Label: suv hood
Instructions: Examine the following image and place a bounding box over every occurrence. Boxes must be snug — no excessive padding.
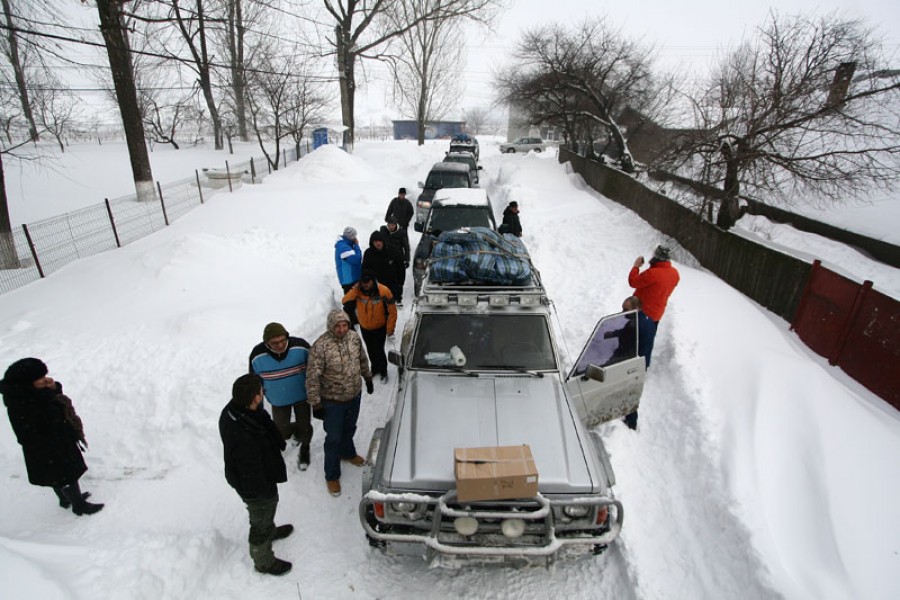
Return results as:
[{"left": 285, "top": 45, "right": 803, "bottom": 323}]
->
[{"left": 385, "top": 372, "right": 597, "bottom": 494}]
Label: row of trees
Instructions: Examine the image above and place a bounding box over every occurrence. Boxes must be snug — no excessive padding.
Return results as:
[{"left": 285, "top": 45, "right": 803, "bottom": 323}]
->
[
  {"left": 497, "top": 12, "right": 900, "bottom": 228},
  {"left": 0, "top": 0, "right": 505, "bottom": 267}
]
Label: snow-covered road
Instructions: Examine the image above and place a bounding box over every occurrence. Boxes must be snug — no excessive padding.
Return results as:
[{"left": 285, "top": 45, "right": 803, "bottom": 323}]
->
[{"left": 1, "top": 140, "right": 897, "bottom": 600}]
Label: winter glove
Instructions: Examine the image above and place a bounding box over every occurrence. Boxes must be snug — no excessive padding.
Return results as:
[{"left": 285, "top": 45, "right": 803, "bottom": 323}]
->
[
  {"left": 311, "top": 402, "right": 325, "bottom": 421},
  {"left": 365, "top": 378, "right": 374, "bottom": 395},
  {"left": 404, "top": 261, "right": 410, "bottom": 269}
]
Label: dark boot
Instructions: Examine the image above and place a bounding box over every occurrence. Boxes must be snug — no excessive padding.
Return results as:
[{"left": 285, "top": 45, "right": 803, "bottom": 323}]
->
[
  {"left": 297, "top": 444, "right": 310, "bottom": 471},
  {"left": 53, "top": 486, "right": 90, "bottom": 509},
  {"left": 62, "top": 482, "right": 104, "bottom": 516},
  {"left": 273, "top": 524, "right": 294, "bottom": 541},
  {"left": 255, "top": 558, "right": 292, "bottom": 576}
]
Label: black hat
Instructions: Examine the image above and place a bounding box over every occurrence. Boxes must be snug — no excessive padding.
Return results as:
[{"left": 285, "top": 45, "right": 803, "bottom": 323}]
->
[
  {"left": 508, "top": 201, "right": 518, "bottom": 208},
  {"left": 3, "top": 358, "right": 48, "bottom": 387},
  {"left": 360, "top": 270, "right": 376, "bottom": 283},
  {"left": 398, "top": 187, "right": 407, "bottom": 194},
  {"left": 386, "top": 215, "right": 398, "bottom": 225}
]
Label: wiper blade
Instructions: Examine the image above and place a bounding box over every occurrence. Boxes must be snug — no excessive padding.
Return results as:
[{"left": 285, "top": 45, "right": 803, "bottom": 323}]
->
[
  {"left": 447, "top": 366, "right": 479, "bottom": 377},
  {"left": 491, "top": 365, "right": 545, "bottom": 378}
]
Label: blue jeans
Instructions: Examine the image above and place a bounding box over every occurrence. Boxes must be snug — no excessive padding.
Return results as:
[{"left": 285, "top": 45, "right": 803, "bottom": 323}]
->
[{"left": 322, "top": 394, "right": 361, "bottom": 481}]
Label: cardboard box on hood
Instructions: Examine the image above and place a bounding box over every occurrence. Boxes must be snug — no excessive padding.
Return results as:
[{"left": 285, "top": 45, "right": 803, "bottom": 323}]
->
[{"left": 454, "top": 445, "right": 539, "bottom": 502}]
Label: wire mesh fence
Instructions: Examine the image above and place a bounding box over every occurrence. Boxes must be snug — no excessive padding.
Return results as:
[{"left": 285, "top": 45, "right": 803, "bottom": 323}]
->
[{"left": 1, "top": 140, "right": 313, "bottom": 295}]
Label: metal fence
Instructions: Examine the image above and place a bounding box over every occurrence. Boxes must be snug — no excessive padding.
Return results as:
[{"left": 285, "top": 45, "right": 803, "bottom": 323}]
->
[
  {"left": 559, "top": 147, "right": 900, "bottom": 411},
  {"left": 1, "top": 143, "right": 309, "bottom": 295}
]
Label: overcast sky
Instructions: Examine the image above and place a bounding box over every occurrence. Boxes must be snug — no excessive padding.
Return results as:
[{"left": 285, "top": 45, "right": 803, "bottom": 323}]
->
[{"left": 358, "top": 0, "right": 900, "bottom": 123}]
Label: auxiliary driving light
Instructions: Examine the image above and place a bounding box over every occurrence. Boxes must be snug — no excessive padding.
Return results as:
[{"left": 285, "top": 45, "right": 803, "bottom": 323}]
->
[
  {"left": 563, "top": 505, "right": 590, "bottom": 519},
  {"left": 501, "top": 518, "right": 526, "bottom": 538},
  {"left": 454, "top": 517, "right": 479, "bottom": 536},
  {"left": 392, "top": 501, "right": 417, "bottom": 513}
]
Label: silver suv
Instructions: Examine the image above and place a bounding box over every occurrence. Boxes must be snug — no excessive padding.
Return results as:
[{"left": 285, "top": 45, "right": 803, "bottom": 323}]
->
[
  {"left": 358, "top": 241, "right": 646, "bottom": 563},
  {"left": 500, "top": 137, "right": 547, "bottom": 153},
  {"left": 416, "top": 162, "right": 474, "bottom": 225}
]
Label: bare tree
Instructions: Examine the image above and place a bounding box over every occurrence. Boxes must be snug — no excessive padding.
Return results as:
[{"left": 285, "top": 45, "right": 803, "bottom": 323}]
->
[
  {"left": 247, "top": 45, "right": 329, "bottom": 171},
  {"left": 32, "top": 78, "right": 80, "bottom": 152},
  {"left": 463, "top": 106, "right": 487, "bottom": 134},
  {"left": 97, "top": 0, "right": 156, "bottom": 202},
  {"left": 0, "top": 0, "right": 39, "bottom": 141},
  {"left": 387, "top": 0, "right": 467, "bottom": 145},
  {"left": 665, "top": 12, "right": 900, "bottom": 228},
  {"left": 324, "top": 0, "right": 504, "bottom": 150},
  {"left": 497, "top": 19, "right": 661, "bottom": 172}
]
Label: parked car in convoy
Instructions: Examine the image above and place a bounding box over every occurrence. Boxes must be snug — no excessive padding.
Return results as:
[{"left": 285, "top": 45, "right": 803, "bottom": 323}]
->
[
  {"left": 358, "top": 232, "right": 645, "bottom": 563},
  {"left": 412, "top": 188, "right": 496, "bottom": 296},
  {"left": 415, "top": 162, "right": 475, "bottom": 225},
  {"left": 500, "top": 137, "right": 547, "bottom": 153},
  {"left": 443, "top": 151, "right": 482, "bottom": 185},
  {"left": 449, "top": 134, "right": 479, "bottom": 160}
]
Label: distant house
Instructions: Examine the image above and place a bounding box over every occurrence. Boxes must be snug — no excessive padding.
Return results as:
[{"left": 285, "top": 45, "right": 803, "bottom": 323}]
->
[{"left": 392, "top": 120, "right": 466, "bottom": 140}]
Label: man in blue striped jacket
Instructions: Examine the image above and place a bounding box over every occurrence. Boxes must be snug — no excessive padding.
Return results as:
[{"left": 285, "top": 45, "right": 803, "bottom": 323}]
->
[{"left": 249, "top": 323, "right": 313, "bottom": 471}]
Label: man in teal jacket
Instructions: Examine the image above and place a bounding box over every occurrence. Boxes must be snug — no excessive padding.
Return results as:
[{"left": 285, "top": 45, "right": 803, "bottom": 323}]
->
[{"left": 249, "top": 323, "right": 312, "bottom": 470}]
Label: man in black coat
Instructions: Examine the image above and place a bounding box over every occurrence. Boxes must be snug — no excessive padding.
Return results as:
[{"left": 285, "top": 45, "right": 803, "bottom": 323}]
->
[
  {"left": 502, "top": 201, "right": 523, "bottom": 237},
  {"left": 384, "top": 187, "right": 414, "bottom": 230},
  {"left": 219, "top": 374, "right": 293, "bottom": 576},
  {"left": 1, "top": 358, "right": 104, "bottom": 516},
  {"left": 362, "top": 230, "right": 405, "bottom": 304},
  {"left": 380, "top": 216, "right": 409, "bottom": 303}
]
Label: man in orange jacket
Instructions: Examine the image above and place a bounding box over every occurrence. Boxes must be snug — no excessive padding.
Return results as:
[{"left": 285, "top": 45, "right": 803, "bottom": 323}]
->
[
  {"left": 625, "top": 245, "right": 680, "bottom": 430},
  {"left": 342, "top": 270, "right": 398, "bottom": 383}
]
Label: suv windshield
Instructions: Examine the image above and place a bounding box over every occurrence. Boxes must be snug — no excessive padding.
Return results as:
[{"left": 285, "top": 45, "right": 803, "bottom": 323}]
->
[
  {"left": 425, "top": 171, "right": 470, "bottom": 189},
  {"left": 411, "top": 314, "right": 556, "bottom": 370},
  {"left": 426, "top": 206, "right": 493, "bottom": 235}
]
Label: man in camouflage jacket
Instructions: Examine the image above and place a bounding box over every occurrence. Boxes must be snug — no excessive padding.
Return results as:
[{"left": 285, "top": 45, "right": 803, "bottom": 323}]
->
[{"left": 306, "top": 309, "right": 373, "bottom": 497}]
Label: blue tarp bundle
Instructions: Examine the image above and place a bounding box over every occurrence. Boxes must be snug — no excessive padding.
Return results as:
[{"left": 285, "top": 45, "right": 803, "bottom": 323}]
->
[{"left": 428, "top": 227, "right": 532, "bottom": 285}]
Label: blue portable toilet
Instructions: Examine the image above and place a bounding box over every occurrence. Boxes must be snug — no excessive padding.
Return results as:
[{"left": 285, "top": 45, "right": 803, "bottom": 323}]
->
[{"left": 313, "top": 127, "right": 328, "bottom": 149}]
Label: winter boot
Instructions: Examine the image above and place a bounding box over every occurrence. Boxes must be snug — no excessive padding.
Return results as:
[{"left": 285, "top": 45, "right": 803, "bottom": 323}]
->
[
  {"left": 273, "top": 524, "right": 294, "bottom": 541},
  {"left": 53, "top": 486, "right": 91, "bottom": 509},
  {"left": 255, "top": 557, "right": 292, "bottom": 576},
  {"left": 62, "top": 482, "right": 104, "bottom": 516},
  {"left": 297, "top": 444, "right": 310, "bottom": 471}
]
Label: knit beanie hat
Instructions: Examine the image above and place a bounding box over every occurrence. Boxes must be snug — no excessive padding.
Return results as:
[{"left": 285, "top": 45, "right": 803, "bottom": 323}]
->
[
  {"left": 652, "top": 245, "right": 672, "bottom": 262},
  {"left": 263, "top": 322, "right": 289, "bottom": 341},
  {"left": 3, "top": 357, "right": 48, "bottom": 386},
  {"left": 343, "top": 226, "right": 357, "bottom": 240}
]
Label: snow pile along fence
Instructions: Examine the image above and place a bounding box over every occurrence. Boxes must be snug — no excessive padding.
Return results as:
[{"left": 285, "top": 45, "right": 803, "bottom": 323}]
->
[{"left": 0, "top": 145, "right": 310, "bottom": 295}]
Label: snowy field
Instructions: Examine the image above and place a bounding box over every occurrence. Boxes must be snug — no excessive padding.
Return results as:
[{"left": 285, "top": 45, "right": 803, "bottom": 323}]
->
[{"left": 1, "top": 139, "right": 899, "bottom": 600}]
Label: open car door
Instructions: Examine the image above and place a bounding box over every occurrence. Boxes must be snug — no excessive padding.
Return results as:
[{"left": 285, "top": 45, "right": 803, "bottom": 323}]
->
[{"left": 565, "top": 311, "right": 646, "bottom": 427}]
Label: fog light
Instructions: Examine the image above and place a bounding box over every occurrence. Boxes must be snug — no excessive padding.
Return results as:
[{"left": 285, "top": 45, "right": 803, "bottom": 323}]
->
[
  {"left": 392, "top": 501, "right": 417, "bottom": 513},
  {"left": 454, "top": 517, "right": 478, "bottom": 536},
  {"left": 374, "top": 502, "right": 385, "bottom": 518},
  {"left": 564, "top": 505, "right": 590, "bottom": 518},
  {"left": 501, "top": 518, "right": 525, "bottom": 538}
]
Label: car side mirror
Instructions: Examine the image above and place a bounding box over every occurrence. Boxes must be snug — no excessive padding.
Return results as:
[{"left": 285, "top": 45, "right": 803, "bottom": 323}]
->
[
  {"left": 582, "top": 364, "right": 606, "bottom": 383},
  {"left": 477, "top": 165, "right": 483, "bottom": 170},
  {"left": 418, "top": 181, "right": 424, "bottom": 189},
  {"left": 414, "top": 222, "right": 423, "bottom": 233},
  {"left": 388, "top": 350, "right": 403, "bottom": 367}
]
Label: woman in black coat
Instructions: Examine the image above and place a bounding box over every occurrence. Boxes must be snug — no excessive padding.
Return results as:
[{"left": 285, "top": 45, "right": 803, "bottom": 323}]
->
[{"left": 1, "top": 358, "right": 104, "bottom": 515}]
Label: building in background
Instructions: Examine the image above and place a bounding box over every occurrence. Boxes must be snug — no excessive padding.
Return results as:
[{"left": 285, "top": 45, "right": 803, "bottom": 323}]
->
[{"left": 392, "top": 120, "right": 467, "bottom": 140}]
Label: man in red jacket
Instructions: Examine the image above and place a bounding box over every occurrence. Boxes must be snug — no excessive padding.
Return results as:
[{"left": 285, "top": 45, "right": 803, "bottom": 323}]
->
[{"left": 625, "top": 245, "right": 680, "bottom": 430}]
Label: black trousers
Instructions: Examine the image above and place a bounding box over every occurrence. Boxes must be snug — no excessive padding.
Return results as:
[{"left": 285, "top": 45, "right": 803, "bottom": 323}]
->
[{"left": 361, "top": 325, "right": 388, "bottom": 376}]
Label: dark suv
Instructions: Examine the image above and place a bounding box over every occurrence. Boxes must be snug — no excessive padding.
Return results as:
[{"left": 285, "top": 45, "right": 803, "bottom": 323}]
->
[
  {"left": 416, "top": 161, "right": 475, "bottom": 225},
  {"left": 412, "top": 188, "right": 496, "bottom": 296},
  {"left": 443, "top": 151, "right": 482, "bottom": 185}
]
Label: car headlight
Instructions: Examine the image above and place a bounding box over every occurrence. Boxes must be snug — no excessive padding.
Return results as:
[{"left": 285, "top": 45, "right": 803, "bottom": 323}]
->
[
  {"left": 563, "top": 505, "right": 591, "bottom": 519},
  {"left": 392, "top": 501, "right": 418, "bottom": 513}
]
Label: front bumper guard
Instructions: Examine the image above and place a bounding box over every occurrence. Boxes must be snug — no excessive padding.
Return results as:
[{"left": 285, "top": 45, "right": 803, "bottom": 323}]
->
[{"left": 359, "top": 490, "right": 622, "bottom": 558}]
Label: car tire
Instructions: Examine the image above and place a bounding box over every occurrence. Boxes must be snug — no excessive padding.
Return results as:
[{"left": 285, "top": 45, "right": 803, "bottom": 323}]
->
[
  {"left": 506, "top": 148, "right": 516, "bottom": 154},
  {"left": 534, "top": 148, "right": 542, "bottom": 153}
]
